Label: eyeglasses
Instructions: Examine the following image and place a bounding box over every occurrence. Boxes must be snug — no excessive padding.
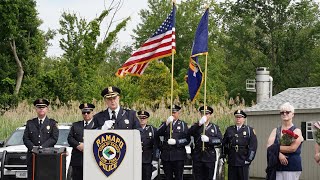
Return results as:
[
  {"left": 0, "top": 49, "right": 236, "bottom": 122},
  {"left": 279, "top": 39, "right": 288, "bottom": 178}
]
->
[
  {"left": 280, "top": 111, "right": 291, "bottom": 115},
  {"left": 82, "top": 112, "right": 91, "bottom": 115}
]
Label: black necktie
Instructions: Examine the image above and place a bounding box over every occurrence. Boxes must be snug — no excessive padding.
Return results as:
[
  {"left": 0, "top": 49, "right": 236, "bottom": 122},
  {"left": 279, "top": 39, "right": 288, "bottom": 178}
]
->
[
  {"left": 111, "top": 111, "right": 116, "bottom": 120},
  {"left": 39, "top": 120, "right": 42, "bottom": 128},
  {"left": 84, "top": 121, "right": 88, "bottom": 129}
]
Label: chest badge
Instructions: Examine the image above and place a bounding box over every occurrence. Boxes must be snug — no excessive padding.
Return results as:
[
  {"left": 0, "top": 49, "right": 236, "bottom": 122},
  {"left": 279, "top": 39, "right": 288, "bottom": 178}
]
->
[
  {"left": 177, "top": 126, "right": 181, "bottom": 130},
  {"left": 149, "top": 132, "right": 152, "bottom": 137},
  {"left": 124, "top": 119, "right": 129, "bottom": 124},
  {"left": 243, "top": 131, "right": 247, "bottom": 136},
  {"left": 46, "top": 126, "right": 50, "bottom": 130},
  {"left": 211, "top": 129, "right": 214, "bottom": 133}
]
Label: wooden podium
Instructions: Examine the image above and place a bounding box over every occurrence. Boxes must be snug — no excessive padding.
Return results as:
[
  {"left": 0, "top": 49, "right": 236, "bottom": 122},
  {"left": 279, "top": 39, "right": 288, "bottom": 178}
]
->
[{"left": 83, "top": 130, "right": 141, "bottom": 180}]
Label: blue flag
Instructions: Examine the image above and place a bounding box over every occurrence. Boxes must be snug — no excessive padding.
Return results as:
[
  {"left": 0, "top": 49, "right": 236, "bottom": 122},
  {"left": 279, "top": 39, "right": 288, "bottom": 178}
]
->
[{"left": 186, "top": 9, "right": 209, "bottom": 102}]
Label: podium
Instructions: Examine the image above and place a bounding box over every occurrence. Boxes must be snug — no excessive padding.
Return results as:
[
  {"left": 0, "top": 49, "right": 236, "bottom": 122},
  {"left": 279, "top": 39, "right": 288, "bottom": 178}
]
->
[
  {"left": 84, "top": 130, "right": 141, "bottom": 180},
  {"left": 32, "top": 147, "right": 67, "bottom": 180}
]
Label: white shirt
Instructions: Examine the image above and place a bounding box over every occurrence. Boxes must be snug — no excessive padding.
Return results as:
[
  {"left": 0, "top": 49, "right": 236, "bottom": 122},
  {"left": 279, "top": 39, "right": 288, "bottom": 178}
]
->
[
  {"left": 108, "top": 106, "right": 120, "bottom": 120},
  {"left": 84, "top": 119, "right": 93, "bottom": 126},
  {"left": 38, "top": 116, "right": 46, "bottom": 124}
]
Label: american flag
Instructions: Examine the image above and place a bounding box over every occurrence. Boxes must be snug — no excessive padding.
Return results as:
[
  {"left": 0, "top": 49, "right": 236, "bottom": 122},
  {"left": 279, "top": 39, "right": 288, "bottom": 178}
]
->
[{"left": 116, "top": 5, "right": 176, "bottom": 77}]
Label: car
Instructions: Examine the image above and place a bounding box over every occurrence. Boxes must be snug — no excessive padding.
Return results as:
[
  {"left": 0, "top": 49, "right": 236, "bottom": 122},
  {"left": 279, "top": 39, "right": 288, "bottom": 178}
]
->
[{"left": 0, "top": 124, "right": 73, "bottom": 180}]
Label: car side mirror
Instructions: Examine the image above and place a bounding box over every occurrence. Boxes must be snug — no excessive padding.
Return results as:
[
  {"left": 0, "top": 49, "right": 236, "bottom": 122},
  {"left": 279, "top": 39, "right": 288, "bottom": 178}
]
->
[{"left": 0, "top": 140, "right": 4, "bottom": 147}]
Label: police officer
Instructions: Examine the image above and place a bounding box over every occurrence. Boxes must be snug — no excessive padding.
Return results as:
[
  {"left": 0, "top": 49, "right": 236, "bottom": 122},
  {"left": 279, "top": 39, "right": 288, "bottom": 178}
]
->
[
  {"left": 137, "top": 110, "right": 159, "bottom": 180},
  {"left": 189, "top": 106, "right": 223, "bottom": 180},
  {"left": 222, "top": 110, "right": 257, "bottom": 180},
  {"left": 157, "top": 105, "right": 190, "bottom": 180},
  {"left": 94, "top": 86, "right": 141, "bottom": 129},
  {"left": 68, "top": 103, "right": 95, "bottom": 180},
  {"left": 23, "top": 98, "right": 59, "bottom": 180}
]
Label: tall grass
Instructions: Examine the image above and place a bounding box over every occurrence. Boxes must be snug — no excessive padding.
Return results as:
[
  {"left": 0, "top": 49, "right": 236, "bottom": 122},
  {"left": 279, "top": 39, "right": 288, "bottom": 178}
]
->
[{"left": 0, "top": 99, "right": 244, "bottom": 140}]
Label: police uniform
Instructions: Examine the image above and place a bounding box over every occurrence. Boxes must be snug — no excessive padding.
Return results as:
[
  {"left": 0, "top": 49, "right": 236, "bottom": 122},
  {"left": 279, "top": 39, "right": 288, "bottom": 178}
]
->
[
  {"left": 222, "top": 110, "right": 257, "bottom": 180},
  {"left": 23, "top": 99, "right": 59, "bottom": 180},
  {"left": 138, "top": 111, "right": 160, "bottom": 180},
  {"left": 157, "top": 105, "right": 190, "bottom": 180},
  {"left": 68, "top": 103, "right": 95, "bottom": 180},
  {"left": 93, "top": 86, "right": 141, "bottom": 129},
  {"left": 188, "top": 106, "right": 223, "bottom": 180}
]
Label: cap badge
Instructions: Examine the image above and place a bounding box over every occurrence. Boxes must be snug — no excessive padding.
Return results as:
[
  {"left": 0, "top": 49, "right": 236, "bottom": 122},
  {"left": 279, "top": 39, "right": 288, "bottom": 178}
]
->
[{"left": 108, "top": 87, "right": 113, "bottom": 92}]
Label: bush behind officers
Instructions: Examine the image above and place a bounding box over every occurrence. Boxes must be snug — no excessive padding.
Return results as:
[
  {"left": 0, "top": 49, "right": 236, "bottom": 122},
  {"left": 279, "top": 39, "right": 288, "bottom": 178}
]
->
[
  {"left": 222, "top": 110, "right": 257, "bottom": 180},
  {"left": 68, "top": 103, "right": 96, "bottom": 180},
  {"left": 157, "top": 105, "right": 190, "bottom": 180},
  {"left": 189, "top": 106, "right": 223, "bottom": 180},
  {"left": 137, "top": 110, "right": 160, "bottom": 180},
  {"left": 23, "top": 98, "right": 59, "bottom": 180}
]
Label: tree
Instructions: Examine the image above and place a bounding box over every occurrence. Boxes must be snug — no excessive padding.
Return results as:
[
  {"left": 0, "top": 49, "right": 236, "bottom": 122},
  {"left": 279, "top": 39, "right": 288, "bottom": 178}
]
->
[
  {"left": 219, "top": 0, "right": 320, "bottom": 103},
  {"left": 57, "top": 0, "right": 130, "bottom": 102},
  {"left": 0, "top": 0, "right": 49, "bottom": 107}
]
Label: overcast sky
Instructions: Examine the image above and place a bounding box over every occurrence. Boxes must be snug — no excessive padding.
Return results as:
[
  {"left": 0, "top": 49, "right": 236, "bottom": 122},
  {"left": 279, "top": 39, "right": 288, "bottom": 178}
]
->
[{"left": 36, "top": 0, "right": 149, "bottom": 57}]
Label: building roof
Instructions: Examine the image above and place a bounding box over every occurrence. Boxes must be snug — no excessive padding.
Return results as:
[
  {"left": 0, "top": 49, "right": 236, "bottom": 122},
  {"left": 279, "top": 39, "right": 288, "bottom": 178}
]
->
[{"left": 246, "top": 87, "right": 320, "bottom": 113}]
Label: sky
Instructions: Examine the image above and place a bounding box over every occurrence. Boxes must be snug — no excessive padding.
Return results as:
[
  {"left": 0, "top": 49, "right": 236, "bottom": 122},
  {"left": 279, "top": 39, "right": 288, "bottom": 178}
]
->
[{"left": 36, "top": 0, "right": 149, "bottom": 57}]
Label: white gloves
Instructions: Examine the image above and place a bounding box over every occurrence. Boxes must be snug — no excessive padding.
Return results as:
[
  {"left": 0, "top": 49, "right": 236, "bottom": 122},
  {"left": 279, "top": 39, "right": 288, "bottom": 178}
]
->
[
  {"left": 167, "top": 138, "right": 176, "bottom": 145},
  {"left": 199, "top": 116, "right": 207, "bottom": 125},
  {"left": 166, "top": 116, "right": 174, "bottom": 125},
  {"left": 152, "top": 161, "right": 158, "bottom": 166},
  {"left": 201, "top": 135, "right": 209, "bottom": 142},
  {"left": 245, "top": 161, "right": 250, "bottom": 165},
  {"left": 102, "top": 120, "right": 115, "bottom": 130}
]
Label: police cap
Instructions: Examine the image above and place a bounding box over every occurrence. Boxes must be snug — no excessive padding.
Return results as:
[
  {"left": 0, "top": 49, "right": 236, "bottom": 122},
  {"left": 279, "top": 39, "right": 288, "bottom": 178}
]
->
[
  {"left": 199, "top": 106, "right": 214, "bottom": 114},
  {"left": 101, "top": 86, "right": 121, "bottom": 98},
  {"left": 137, "top": 110, "right": 150, "bottom": 118},
  {"left": 168, "top": 104, "right": 181, "bottom": 113},
  {"left": 234, "top": 109, "right": 247, "bottom": 118},
  {"left": 33, "top": 98, "right": 50, "bottom": 108},
  {"left": 79, "top": 103, "right": 95, "bottom": 112}
]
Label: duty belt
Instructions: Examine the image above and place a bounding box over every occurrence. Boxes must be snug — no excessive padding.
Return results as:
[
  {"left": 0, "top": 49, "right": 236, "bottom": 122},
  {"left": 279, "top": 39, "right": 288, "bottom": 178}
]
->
[{"left": 231, "top": 145, "right": 248, "bottom": 152}]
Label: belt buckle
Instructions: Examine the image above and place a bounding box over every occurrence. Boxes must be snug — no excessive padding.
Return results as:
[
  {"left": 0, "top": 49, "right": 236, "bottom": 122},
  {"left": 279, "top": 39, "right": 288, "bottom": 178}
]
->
[{"left": 235, "top": 145, "right": 239, "bottom": 152}]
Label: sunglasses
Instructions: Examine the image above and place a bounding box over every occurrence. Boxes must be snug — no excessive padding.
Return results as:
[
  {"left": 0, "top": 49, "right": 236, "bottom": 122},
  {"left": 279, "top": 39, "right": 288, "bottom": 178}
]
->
[
  {"left": 280, "top": 111, "right": 291, "bottom": 115},
  {"left": 82, "top": 112, "right": 91, "bottom": 115}
]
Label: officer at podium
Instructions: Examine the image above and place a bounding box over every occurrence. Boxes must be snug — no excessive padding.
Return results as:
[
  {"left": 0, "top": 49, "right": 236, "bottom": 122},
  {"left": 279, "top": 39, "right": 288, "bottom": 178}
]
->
[
  {"left": 23, "top": 98, "right": 59, "bottom": 180},
  {"left": 157, "top": 105, "right": 190, "bottom": 180},
  {"left": 94, "top": 86, "right": 141, "bottom": 130},
  {"left": 137, "top": 110, "right": 160, "bottom": 180},
  {"left": 188, "top": 106, "right": 223, "bottom": 180},
  {"left": 68, "top": 103, "right": 95, "bottom": 180}
]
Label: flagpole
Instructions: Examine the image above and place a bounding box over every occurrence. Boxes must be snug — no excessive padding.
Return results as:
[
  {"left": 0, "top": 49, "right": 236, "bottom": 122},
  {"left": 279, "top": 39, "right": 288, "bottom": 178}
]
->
[
  {"left": 202, "top": 53, "right": 208, "bottom": 151},
  {"left": 170, "top": 50, "right": 174, "bottom": 139}
]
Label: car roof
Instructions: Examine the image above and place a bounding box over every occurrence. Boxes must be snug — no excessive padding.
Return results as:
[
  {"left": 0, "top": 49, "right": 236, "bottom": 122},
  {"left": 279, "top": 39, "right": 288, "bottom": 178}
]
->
[{"left": 16, "top": 123, "right": 72, "bottom": 130}]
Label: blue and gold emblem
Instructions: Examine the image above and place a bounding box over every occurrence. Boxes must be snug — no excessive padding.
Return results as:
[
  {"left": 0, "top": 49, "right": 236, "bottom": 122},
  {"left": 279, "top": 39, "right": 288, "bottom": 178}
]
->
[{"left": 93, "top": 133, "right": 127, "bottom": 177}]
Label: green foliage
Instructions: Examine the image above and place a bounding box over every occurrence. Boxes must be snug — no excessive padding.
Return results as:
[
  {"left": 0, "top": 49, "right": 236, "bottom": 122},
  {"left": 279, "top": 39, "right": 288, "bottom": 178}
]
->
[{"left": 219, "top": 0, "right": 320, "bottom": 103}]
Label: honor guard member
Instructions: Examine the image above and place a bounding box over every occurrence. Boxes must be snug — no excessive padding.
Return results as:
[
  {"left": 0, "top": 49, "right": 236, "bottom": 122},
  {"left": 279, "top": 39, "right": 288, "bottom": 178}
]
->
[
  {"left": 68, "top": 103, "right": 95, "bottom": 180},
  {"left": 23, "top": 98, "right": 59, "bottom": 180},
  {"left": 222, "top": 110, "right": 257, "bottom": 180},
  {"left": 188, "top": 106, "right": 223, "bottom": 180},
  {"left": 157, "top": 105, "right": 190, "bottom": 180},
  {"left": 94, "top": 86, "right": 141, "bottom": 130},
  {"left": 137, "top": 110, "right": 160, "bottom": 180}
]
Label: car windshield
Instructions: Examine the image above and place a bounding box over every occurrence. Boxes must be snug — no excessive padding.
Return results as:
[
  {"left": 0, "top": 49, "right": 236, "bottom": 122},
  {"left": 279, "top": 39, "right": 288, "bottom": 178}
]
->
[{"left": 5, "top": 128, "right": 70, "bottom": 146}]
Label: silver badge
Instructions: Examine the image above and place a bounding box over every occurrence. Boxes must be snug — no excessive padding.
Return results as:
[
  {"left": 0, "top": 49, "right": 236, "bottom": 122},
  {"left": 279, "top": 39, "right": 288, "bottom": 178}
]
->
[
  {"left": 243, "top": 131, "right": 247, "bottom": 136},
  {"left": 46, "top": 126, "right": 50, "bottom": 130},
  {"left": 211, "top": 129, "right": 214, "bottom": 133},
  {"left": 124, "top": 119, "right": 129, "bottom": 124},
  {"left": 149, "top": 132, "right": 152, "bottom": 137},
  {"left": 177, "top": 126, "right": 181, "bottom": 130}
]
